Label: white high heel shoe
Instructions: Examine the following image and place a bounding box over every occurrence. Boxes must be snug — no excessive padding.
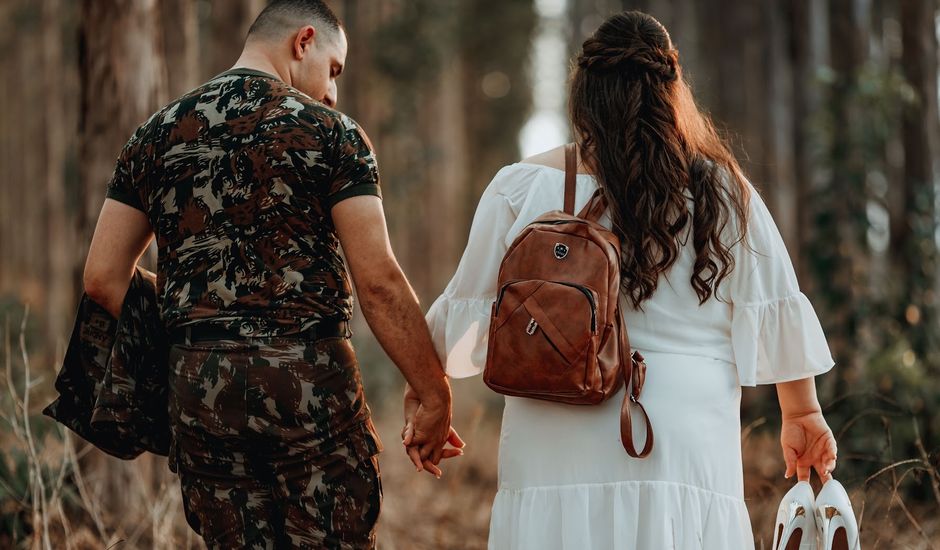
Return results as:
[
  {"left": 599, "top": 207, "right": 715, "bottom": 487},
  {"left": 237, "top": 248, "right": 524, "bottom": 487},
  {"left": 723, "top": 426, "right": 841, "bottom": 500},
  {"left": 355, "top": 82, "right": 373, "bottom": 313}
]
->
[
  {"left": 772, "top": 481, "right": 819, "bottom": 550},
  {"left": 815, "top": 479, "right": 861, "bottom": 550}
]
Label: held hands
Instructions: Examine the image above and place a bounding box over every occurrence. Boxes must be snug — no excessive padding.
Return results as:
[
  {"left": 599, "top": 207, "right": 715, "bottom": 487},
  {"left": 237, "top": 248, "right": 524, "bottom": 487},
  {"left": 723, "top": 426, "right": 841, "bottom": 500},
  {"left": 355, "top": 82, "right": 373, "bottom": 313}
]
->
[
  {"left": 780, "top": 409, "right": 838, "bottom": 483},
  {"left": 401, "top": 383, "right": 465, "bottom": 478}
]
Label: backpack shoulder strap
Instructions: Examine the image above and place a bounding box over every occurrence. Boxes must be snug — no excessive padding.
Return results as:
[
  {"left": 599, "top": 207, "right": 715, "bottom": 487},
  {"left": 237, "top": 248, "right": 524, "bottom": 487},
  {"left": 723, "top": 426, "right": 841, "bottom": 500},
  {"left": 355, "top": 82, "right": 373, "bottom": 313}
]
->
[
  {"left": 563, "top": 143, "right": 576, "bottom": 214},
  {"left": 566, "top": 144, "right": 607, "bottom": 222},
  {"left": 577, "top": 188, "right": 607, "bottom": 222}
]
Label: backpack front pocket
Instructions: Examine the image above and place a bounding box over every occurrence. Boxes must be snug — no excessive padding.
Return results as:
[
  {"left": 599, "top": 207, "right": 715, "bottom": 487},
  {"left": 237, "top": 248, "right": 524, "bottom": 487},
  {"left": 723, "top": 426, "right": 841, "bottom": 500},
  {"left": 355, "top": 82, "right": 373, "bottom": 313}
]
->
[{"left": 491, "top": 279, "right": 598, "bottom": 373}]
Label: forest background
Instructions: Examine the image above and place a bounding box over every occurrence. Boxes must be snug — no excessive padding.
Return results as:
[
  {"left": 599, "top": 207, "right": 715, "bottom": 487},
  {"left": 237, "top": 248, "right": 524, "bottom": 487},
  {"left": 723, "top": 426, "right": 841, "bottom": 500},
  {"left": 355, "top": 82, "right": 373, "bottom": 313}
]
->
[{"left": 0, "top": 0, "right": 938, "bottom": 548}]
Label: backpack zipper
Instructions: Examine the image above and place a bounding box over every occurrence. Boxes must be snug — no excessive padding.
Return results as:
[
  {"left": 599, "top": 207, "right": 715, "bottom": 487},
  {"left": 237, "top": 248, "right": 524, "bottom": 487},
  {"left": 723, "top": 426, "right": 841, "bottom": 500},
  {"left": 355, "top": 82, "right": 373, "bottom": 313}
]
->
[{"left": 495, "top": 280, "right": 597, "bottom": 333}]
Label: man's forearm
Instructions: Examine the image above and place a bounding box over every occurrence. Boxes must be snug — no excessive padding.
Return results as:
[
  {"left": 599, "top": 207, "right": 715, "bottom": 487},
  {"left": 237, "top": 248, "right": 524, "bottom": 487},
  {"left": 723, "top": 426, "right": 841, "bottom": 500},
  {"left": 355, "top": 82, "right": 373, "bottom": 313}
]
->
[
  {"left": 776, "top": 377, "right": 822, "bottom": 418},
  {"left": 357, "top": 271, "right": 450, "bottom": 405}
]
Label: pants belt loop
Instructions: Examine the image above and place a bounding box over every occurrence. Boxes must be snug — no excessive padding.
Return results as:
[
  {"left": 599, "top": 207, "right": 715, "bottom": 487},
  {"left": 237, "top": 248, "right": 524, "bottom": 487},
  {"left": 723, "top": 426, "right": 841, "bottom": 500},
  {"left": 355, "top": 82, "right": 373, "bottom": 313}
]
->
[
  {"left": 184, "top": 325, "right": 192, "bottom": 345},
  {"left": 344, "top": 321, "right": 352, "bottom": 339}
]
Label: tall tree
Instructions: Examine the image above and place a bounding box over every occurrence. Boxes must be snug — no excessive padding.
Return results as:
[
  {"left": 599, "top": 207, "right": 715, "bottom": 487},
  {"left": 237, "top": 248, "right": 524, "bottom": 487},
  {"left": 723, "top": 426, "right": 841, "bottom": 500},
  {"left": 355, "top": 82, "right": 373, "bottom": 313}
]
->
[
  {"left": 695, "top": 0, "right": 759, "bottom": 175},
  {"left": 41, "top": 0, "right": 71, "bottom": 357},
  {"left": 161, "top": 0, "right": 200, "bottom": 98},
  {"left": 77, "top": 0, "right": 168, "bottom": 271},
  {"left": 207, "top": 0, "right": 266, "bottom": 77},
  {"left": 813, "top": 0, "right": 871, "bottom": 392},
  {"left": 567, "top": 0, "right": 588, "bottom": 52},
  {"left": 762, "top": 0, "right": 799, "bottom": 247},
  {"left": 338, "top": 0, "right": 525, "bottom": 298},
  {"left": 457, "top": 0, "right": 537, "bottom": 236},
  {"left": 0, "top": 2, "right": 18, "bottom": 296},
  {"left": 897, "top": 0, "right": 939, "bottom": 364},
  {"left": 785, "top": 0, "right": 826, "bottom": 287},
  {"left": 76, "top": 0, "right": 168, "bottom": 526}
]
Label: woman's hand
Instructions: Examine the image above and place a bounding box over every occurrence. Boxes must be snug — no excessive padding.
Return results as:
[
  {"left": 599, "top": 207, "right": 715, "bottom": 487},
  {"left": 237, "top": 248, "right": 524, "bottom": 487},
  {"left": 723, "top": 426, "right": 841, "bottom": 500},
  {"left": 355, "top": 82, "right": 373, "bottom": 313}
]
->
[{"left": 780, "top": 409, "right": 838, "bottom": 482}]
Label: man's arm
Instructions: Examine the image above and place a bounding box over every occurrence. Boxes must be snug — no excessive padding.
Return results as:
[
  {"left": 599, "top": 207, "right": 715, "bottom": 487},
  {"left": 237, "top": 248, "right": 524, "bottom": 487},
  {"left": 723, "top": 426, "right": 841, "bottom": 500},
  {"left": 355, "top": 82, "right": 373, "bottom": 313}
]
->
[
  {"left": 332, "top": 195, "right": 454, "bottom": 462},
  {"left": 83, "top": 199, "right": 154, "bottom": 318}
]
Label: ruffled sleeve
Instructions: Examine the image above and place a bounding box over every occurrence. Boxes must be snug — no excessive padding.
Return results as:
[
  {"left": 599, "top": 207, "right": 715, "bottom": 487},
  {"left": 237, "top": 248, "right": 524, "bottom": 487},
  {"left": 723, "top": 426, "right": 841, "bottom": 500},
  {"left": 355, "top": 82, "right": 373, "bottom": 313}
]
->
[
  {"left": 425, "top": 166, "right": 523, "bottom": 378},
  {"left": 728, "top": 180, "right": 835, "bottom": 386}
]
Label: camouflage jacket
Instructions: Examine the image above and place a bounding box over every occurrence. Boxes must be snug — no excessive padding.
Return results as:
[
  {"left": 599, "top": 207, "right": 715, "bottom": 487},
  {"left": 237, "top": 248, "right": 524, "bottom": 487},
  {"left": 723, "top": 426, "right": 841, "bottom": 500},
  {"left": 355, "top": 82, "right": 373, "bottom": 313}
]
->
[{"left": 42, "top": 266, "right": 170, "bottom": 459}]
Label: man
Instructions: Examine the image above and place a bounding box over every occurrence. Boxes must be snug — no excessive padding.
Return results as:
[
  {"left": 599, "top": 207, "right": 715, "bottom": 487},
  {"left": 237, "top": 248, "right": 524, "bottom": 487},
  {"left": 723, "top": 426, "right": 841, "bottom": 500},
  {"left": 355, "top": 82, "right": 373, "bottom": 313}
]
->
[{"left": 82, "top": 1, "right": 462, "bottom": 547}]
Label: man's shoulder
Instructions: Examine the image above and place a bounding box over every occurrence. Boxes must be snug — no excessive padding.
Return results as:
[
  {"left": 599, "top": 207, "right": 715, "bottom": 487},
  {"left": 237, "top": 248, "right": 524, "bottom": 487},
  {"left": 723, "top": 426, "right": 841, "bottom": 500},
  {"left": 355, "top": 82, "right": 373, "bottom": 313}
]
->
[
  {"left": 285, "top": 97, "right": 374, "bottom": 155},
  {"left": 124, "top": 84, "right": 208, "bottom": 149},
  {"left": 288, "top": 94, "right": 364, "bottom": 135},
  {"left": 203, "top": 71, "right": 368, "bottom": 137},
  {"left": 119, "top": 107, "right": 170, "bottom": 157}
]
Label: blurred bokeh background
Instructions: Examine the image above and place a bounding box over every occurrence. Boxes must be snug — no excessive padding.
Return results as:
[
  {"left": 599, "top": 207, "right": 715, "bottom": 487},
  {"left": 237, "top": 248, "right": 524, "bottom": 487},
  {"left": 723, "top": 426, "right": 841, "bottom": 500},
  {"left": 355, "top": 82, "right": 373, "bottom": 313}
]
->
[{"left": 1, "top": 0, "right": 938, "bottom": 548}]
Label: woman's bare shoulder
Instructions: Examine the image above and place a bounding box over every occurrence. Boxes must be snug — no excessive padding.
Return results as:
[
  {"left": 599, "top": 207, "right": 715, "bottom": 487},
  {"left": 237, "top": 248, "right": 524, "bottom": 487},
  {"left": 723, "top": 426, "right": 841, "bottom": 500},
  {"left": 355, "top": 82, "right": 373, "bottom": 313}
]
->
[
  {"left": 519, "top": 144, "right": 593, "bottom": 175},
  {"left": 520, "top": 145, "right": 567, "bottom": 170}
]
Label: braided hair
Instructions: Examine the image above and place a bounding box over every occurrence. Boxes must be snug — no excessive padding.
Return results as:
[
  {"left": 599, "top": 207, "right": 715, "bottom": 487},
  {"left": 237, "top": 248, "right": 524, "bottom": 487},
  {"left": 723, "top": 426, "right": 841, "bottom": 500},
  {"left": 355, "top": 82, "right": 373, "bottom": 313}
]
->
[
  {"left": 569, "top": 10, "right": 750, "bottom": 308},
  {"left": 577, "top": 41, "right": 679, "bottom": 83}
]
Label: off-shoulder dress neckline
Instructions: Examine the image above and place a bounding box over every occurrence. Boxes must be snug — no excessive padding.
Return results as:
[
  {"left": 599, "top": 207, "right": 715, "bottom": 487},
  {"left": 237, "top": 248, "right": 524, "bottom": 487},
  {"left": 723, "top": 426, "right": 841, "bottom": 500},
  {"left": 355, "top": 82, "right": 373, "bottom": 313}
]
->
[{"left": 512, "top": 161, "right": 596, "bottom": 179}]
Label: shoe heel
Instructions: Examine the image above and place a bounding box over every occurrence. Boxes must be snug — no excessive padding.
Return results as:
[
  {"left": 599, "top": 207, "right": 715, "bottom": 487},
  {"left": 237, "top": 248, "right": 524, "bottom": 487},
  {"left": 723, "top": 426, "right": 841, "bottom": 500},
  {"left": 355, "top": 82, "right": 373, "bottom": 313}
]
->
[
  {"left": 772, "top": 481, "right": 819, "bottom": 550},
  {"left": 814, "top": 479, "right": 861, "bottom": 550},
  {"left": 774, "top": 501, "right": 815, "bottom": 550},
  {"left": 817, "top": 505, "right": 852, "bottom": 550}
]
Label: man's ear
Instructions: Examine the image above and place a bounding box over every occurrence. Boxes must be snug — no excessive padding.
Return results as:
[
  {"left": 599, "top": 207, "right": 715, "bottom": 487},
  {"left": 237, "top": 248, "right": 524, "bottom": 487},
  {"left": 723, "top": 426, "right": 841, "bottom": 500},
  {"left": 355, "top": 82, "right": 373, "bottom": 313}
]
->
[{"left": 292, "top": 25, "right": 317, "bottom": 59}]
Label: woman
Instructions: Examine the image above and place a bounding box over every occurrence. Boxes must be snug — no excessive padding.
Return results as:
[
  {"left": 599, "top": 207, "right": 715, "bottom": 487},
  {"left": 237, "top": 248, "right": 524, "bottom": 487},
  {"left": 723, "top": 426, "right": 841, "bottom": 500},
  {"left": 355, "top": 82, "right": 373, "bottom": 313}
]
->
[{"left": 412, "top": 11, "right": 838, "bottom": 549}]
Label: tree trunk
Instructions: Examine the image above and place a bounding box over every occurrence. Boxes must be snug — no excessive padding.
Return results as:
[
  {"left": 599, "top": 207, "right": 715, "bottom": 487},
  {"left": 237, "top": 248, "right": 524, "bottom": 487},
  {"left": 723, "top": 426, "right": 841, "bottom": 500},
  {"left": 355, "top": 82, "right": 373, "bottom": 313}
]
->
[
  {"left": 208, "top": 0, "right": 266, "bottom": 77},
  {"left": 785, "top": 0, "right": 824, "bottom": 289},
  {"left": 820, "top": 0, "right": 870, "bottom": 390},
  {"left": 898, "top": 0, "right": 940, "bottom": 369},
  {"left": 763, "top": 0, "right": 798, "bottom": 248},
  {"left": 458, "top": 0, "right": 536, "bottom": 219},
  {"left": 77, "top": 0, "right": 168, "bottom": 526},
  {"left": 161, "top": 0, "right": 200, "bottom": 98},
  {"left": 41, "top": 0, "right": 72, "bottom": 361},
  {"left": 567, "top": 0, "right": 595, "bottom": 55},
  {"left": 0, "top": 4, "right": 18, "bottom": 297},
  {"left": 425, "top": 57, "right": 467, "bottom": 290}
]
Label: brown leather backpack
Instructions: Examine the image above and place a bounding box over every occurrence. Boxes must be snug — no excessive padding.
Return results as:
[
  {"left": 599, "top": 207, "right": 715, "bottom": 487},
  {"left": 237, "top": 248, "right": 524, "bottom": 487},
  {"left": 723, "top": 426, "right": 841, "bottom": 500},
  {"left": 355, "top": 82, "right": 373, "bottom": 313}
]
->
[{"left": 483, "top": 143, "right": 654, "bottom": 458}]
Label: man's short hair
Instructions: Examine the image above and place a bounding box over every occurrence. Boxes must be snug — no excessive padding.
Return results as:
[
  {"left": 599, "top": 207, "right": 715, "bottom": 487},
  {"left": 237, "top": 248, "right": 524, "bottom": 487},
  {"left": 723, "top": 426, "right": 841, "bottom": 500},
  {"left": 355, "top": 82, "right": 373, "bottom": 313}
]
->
[{"left": 247, "top": 0, "right": 342, "bottom": 42}]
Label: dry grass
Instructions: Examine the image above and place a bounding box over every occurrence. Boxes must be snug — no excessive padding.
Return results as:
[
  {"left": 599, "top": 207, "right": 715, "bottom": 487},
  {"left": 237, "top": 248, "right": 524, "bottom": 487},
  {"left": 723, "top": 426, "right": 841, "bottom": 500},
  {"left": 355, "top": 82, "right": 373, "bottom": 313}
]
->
[
  {"left": 1, "top": 314, "right": 938, "bottom": 549},
  {"left": 373, "top": 380, "right": 940, "bottom": 550},
  {"left": 1, "top": 310, "right": 196, "bottom": 550},
  {"left": 741, "top": 418, "right": 940, "bottom": 550}
]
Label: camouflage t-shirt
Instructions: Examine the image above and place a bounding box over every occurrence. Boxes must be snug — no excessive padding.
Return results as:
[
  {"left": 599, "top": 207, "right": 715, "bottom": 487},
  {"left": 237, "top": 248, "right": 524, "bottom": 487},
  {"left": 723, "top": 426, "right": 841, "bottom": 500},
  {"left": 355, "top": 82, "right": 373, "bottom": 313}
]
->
[{"left": 105, "top": 67, "right": 381, "bottom": 337}]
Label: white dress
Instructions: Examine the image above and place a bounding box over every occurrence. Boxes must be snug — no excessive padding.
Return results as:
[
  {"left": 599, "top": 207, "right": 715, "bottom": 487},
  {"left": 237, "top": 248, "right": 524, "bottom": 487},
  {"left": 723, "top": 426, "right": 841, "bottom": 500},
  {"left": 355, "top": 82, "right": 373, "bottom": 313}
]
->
[{"left": 424, "top": 162, "right": 835, "bottom": 550}]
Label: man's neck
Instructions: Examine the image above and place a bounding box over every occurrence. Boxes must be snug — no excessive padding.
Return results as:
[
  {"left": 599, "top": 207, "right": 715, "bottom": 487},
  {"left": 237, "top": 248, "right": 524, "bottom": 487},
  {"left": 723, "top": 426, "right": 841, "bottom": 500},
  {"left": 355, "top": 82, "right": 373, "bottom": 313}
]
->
[{"left": 229, "top": 50, "right": 291, "bottom": 87}]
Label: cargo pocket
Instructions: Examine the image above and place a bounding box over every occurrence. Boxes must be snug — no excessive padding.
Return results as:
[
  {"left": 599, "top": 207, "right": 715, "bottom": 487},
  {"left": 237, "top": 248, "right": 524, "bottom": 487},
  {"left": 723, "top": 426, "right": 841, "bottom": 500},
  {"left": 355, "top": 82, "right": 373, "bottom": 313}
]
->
[
  {"left": 333, "top": 430, "right": 383, "bottom": 546},
  {"left": 359, "top": 454, "right": 383, "bottom": 536},
  {"left": 167, "top": 430, "right": 179, "bottom": 474},
  {"left": 354, "top": 416, "right": 384, "bottom": 457}
]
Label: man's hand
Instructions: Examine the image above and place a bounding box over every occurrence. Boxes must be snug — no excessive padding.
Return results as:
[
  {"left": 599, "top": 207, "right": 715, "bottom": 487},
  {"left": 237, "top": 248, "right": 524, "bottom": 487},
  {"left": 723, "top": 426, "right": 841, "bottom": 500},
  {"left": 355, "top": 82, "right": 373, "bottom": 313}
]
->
[
  {"left": 333, "top": 195, "right": 465, "bottom": 474},
  {"left": 402, "top": 383, "right": 465, "bottom": 478}
]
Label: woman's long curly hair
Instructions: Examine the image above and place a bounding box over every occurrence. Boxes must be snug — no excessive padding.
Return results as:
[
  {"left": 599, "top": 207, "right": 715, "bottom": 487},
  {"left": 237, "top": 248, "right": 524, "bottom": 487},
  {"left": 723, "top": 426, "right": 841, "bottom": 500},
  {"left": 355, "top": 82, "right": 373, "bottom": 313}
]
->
[{"left": 569, "top": 10, "right": 751, "bottom": 308}]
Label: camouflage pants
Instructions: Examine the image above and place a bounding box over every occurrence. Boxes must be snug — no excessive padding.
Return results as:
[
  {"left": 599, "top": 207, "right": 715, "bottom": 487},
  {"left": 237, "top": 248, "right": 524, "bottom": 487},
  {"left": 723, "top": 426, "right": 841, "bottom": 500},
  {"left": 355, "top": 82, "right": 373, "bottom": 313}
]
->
[{"left": 167, "top": 333, "right": 383, "bottom": 549}]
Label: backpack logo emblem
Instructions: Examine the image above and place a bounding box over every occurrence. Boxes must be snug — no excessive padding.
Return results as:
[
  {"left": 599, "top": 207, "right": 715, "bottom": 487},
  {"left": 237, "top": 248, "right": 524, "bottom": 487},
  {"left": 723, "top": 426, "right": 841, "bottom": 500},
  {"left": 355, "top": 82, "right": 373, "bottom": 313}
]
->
[
  {"left": 554, "top": 243, "right": 569, "bottom": 259},
  {"left": 526, "top": 318, "right": 539, "bottom": 335}
]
